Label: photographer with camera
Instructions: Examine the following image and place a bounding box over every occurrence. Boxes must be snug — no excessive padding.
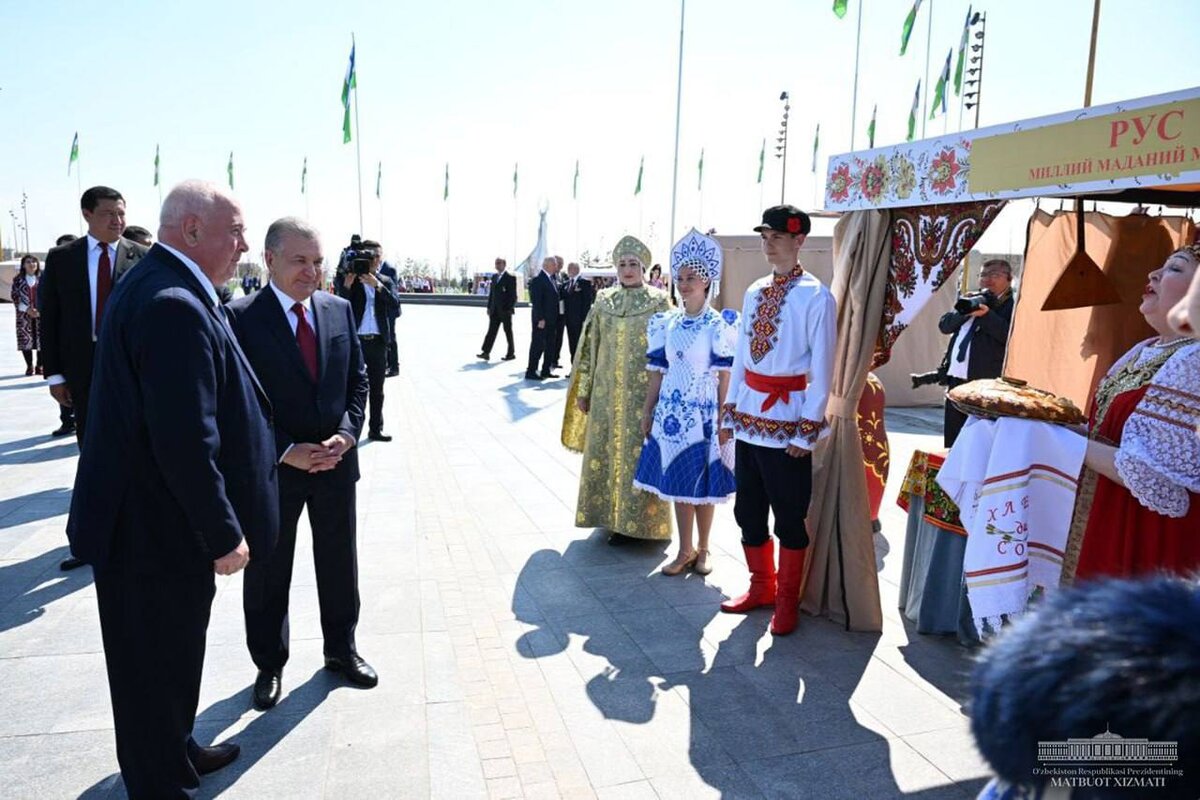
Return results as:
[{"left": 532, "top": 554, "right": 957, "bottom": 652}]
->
[
  {"left": 937, "top": 259, "right": 1014, "bottom": 447},
  {"left": 337, "top": 239, "right": 398, "bottom": 441}
]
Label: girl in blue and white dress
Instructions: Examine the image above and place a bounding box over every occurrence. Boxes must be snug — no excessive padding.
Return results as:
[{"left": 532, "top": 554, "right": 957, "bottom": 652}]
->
[{"left": 634, "top": 229, "right": 740, "bottom": 576}]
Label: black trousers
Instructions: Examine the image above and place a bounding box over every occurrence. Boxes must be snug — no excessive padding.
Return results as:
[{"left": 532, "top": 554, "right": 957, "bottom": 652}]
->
[
  {"left": 481, "top": 312, "right": 515, "bottom": 357},
  {"left": 386, "top": 316, "right": 399, "bottom": 371},
  {"left": 95, "top": 564, "right": 215, "bottom": 799},
  {"left": 566, "top": 318, "right": 584, "bottom": 363},
  {"left": 360, "top": 336, "right": 387, "bottom": 433},
  {"left": 733, "top": 440, "right": 813, "bottom": 550},
  {"left": 245, "top": 469, "right": 360, "bottom": 671},
  {"left": 551, "top": 317, "right": 566, "bottom": 366},
  {"left": 943, "top": 377, "right": 968, "bottom": 448},
  {"left": 526, "top": 320, "right": 555, "bottom": 376}
]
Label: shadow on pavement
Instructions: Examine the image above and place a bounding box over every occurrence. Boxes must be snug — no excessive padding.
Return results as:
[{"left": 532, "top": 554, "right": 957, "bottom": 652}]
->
[
  {"left": 0, "top": 436, "right": 77, "bottom": 466},
  {"left": 512, "top": 537, "right": 977, "bottom": 798},
  {"left": 0, "top": 546, "right": 92, "bottom": 633}
]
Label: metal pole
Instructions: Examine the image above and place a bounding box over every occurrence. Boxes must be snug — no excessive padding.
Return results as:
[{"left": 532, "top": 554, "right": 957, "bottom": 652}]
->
[
  {"left": 974, "top": 12, "right": 987, "bottom": 128},
  {"left": 668, "top": 0, "right": 686, "bottom": 248},
  {"left": 849, "top": 0, "right": 863, "bottom": 150},
  {"left": 1084, "top": 0, "right": 1101, "bottom": 107},
  {"left": 921, "top": 0, "right": 933, "bottom": 138},
  {"left": 353, "top": 62, "right": 364, "bottom": 234},
  {"left": 22, "top": 192, "right": 31, "bottom": 253},
  {"left": 780, "top": 95, "right": 790, "bottom": 204}
]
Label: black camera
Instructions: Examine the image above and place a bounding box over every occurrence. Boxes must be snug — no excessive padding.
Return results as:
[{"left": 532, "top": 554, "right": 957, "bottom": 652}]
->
[
  {"left": 911, "top": 367, "right": 948, "bottom": 390},
  {"left": 345, "top": 248, "right": 374, "bottom": 276},
  {"left": 954, "top": 290, "right": 995, "bottom": 315}
]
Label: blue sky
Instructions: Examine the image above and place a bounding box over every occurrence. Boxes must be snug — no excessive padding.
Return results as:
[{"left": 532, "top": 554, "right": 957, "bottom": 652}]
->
[{"left": 3, "top": 0, "right": 1198, "bottom": 271}]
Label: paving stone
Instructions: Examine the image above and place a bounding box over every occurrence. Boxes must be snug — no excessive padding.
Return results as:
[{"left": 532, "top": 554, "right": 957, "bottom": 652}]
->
[{"left": 0, "top": 305, "right": 977, "bottom": 798}]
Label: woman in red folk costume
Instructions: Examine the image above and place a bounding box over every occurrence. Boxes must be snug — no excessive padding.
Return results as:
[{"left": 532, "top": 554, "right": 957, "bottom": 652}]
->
[
  {"left": 1070, "top": 245, "right": 1200, "bottom": 581},
  {"left": 718, "top": 206, "right": 836, "bottom": 636}
]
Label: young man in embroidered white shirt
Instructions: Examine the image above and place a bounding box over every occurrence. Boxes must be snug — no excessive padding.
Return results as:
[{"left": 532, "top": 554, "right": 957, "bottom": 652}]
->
[{"left": 718, "top": 205, "right": 837, "bottom": 636}]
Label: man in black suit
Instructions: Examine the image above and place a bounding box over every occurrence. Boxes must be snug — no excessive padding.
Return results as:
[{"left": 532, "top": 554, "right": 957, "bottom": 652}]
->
[
  {"left": 938, "top": 258, "right": 1015, "bottom": 446},
  {"left": 40, "top": 187, "right": 148, "bottom": 570},
  {"left": 525, "top": 256, "right": 562, "bottom": 381},
  {"left": 548, "top": 255, "right": 568, "bottom": 370},
  {"left": 46, "top": 233, "right": 79, "bottom": 439},
  {"left": 562, "top": 261, "right": 594, "bottom": 364},
  {"left": 477, "top": 256, "right": 517, "bottom": 361},
  {"left": 379, "top": 257, "right": 403, "bottom": 376},
  {"left": 67, "top": 180, "right": 278, "bottom": 797},
  {"left": 337, "top": 239, "right": 398, "bottom": 441},
  {"left": 228, "top": 218, "right": 375, "bottom": 710}
]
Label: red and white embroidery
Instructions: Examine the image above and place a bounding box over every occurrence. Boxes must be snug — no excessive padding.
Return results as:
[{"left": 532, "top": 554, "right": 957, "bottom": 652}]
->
[{"left": 749, "top": 265, "right": 804, "bottom": 364}]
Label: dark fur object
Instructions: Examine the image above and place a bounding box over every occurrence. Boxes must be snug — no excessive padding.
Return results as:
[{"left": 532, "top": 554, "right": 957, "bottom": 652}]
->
[{"left": 971, "top": 577, "right": 1200, "bottom": 799}]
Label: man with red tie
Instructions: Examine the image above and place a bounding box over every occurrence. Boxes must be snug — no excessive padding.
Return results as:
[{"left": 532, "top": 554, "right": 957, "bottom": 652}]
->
[
  {"left": 227, "top": 217, "right": 375, "bottom": 710},
  {"left": 40, "top": 186, "right": 148, "bottom": 570}
]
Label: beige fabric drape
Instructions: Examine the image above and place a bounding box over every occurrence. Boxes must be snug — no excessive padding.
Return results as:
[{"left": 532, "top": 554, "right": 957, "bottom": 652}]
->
[
  {"left": 801, "top": 210, "right": 890, "bottom": 632},
  {"left": 1006, "top": 209, "right": 1194, "bottom": 409}
]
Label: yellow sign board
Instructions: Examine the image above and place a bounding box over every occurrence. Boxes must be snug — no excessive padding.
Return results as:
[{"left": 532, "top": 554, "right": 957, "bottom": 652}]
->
[{"left": 970, "top": 97, "right": 1200, "bottom": 193}]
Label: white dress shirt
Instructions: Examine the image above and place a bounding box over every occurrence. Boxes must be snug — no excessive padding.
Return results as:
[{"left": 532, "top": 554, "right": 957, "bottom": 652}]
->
[
  {"left": 723, "top": 266, "right": 837, "bottom": 450},
  {"left": 268, "top": 281, "right": 314, "bottom": 336},
  {"left": 46, "top": 236, "right": 129, "bottom": 387},
  {"left": 357, "top": 281, "right": 380, "bottom": 336}
]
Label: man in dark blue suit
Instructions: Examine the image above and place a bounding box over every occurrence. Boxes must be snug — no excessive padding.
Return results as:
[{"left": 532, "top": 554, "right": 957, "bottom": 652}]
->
[
  {"left": 67, "top": 181, "right": 278, "bottom": 798},
  {"left": 228, "top": 218, "right": 375, "bottom": 710},
  {"left": 525, "top": 256, "right": 562, "bottom": 381}
]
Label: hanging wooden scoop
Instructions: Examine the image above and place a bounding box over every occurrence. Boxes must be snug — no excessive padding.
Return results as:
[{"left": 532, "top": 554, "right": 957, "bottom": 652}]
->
[{"left": 1042, "top": 199, "right": 1122, "bottom": 310}]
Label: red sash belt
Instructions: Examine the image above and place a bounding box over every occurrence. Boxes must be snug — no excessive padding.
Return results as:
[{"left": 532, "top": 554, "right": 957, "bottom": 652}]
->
[{"left": 745, "top": 370, "right": 807, "bottom": 412}]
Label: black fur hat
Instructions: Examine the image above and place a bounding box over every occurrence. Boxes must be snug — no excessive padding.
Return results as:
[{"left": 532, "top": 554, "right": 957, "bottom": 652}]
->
[{"left": 970, "top": 577, "right": 1200, "bottom": 799}]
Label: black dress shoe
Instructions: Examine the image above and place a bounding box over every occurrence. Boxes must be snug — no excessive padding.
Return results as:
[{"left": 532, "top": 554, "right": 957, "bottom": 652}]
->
[
  {"left": 60, "top": 556, "right": 85, "bottom": 571},
  {"left": 524, "top": 372, "right": 544, "bottom": 381},
  {"left": 501, "top": 354, "right": 516, "bottom": 361},
  {"left": 540, "top": 372, "right": 559, "bottom": 379},
  {"left": 324, "top": 654, "right": 378, "bottom": 688},
  {"left": 50, "top": 424, "right": 76, "bottom": 437},
  {"left": 253, "top": 669, "right": 282, "bottom": 710},
  {"left": 476, "top": 352, "right": 490, "bottom": 360},
  {"left": 385, "top": 368, "right": 399, "bottom": 377},
  {"left": 368, "top": 431, "right": 393, "bottom": 442},
  {"left": 188, "top": 741, "right": 240, "bottom": 775}
]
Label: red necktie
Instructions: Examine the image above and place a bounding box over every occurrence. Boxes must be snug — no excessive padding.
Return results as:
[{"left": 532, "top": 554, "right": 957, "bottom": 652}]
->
[
  {"left": 95, "top": 243, "right": 113, "bottom": 336},
  {"left": 293, "top": 302, "right": 318, "bottom": 382}
]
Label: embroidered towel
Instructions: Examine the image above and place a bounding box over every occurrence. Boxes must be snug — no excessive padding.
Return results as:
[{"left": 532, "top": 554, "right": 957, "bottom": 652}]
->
[{"left": 937, "top": 417, "right": 1086, "bottom": 635}]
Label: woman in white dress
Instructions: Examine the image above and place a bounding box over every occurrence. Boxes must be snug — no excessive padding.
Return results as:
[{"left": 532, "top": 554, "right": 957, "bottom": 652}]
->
[{"left": 634, "top": 230, "right": 739, "bottom": 576}]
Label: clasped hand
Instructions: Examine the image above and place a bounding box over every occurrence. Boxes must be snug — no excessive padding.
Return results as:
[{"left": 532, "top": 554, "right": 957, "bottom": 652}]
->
[{"left": 282, "top": 434, "right": 352, "bottom": 474}]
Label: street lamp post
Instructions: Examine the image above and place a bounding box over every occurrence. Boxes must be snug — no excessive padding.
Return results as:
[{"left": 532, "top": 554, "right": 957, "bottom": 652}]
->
[
  {"left": 964, "top": 11, "right": 987, "bottom": 129},
  {"left": 775, "top": 92, "right": 790, "bottom": 204}
]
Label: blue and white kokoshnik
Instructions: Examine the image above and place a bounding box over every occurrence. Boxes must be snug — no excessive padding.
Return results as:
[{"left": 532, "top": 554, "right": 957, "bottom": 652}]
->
[
  {"left": 633, "top": 305, "right": 740, "bottom": 505},
  {"left": 670, "top": 228, "right": 723, "bottom": 284}
]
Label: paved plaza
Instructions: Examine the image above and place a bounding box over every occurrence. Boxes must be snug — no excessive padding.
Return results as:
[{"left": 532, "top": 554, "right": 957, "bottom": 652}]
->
[{"left": 0, "top": 301, "right": 991, "bottom": 799}]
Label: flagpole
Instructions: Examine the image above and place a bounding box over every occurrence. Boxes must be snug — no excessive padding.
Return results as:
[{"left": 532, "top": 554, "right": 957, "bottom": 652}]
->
[
  {"left": 668, "top": 0, "right": 686, "bottom": 249},
  {"left": 350, "top": 50, "right": 362, "bottom": 235},
  {"left": 921, "top": 0, "right": 933, "bottom": 138},
  {"left": 849, "top": 0, "right": 863, "bottom": 150},
  {"left": 76, "top": 166, "right": 83, "bottom": 236},
  {"left": 1084, "top": 0, "right": 1101, "bottom": 107}
]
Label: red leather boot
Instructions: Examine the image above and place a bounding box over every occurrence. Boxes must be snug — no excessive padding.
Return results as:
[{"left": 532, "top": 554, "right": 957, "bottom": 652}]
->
[
  {"left": 769, "top": 546, "right": 806, "bottom": 636},
  {"left": 720, "top": 540, "right": 777, "bottom": 613}
]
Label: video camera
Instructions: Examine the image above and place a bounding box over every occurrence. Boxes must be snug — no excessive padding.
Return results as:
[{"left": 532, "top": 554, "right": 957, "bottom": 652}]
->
[
  {"left": 911, "top": 367, "right": 948, "bottom": 390},
  {"left": 953, "top": 289, "right": 996, "bottom": 315},
  {"left": 344, "top": 245, "right": 375, "bottom": 277}
]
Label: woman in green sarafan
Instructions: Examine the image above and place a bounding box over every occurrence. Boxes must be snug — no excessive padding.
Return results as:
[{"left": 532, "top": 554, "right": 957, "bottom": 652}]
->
[{"left": 562, "top": 235, "right": 673, "bottom": 542}]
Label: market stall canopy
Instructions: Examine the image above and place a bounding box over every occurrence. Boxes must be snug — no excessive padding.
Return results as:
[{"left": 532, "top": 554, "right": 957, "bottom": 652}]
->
[{"left": 822, "top": 86, "right": 1200, "bottom": 213}]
